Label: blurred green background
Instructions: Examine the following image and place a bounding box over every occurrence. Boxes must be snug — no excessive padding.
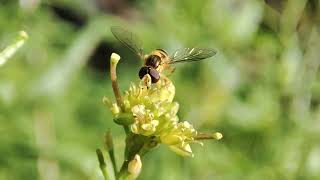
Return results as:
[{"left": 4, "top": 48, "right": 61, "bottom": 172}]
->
[{"left": 1, "top": 0, "right": 320, "bottom": 179}]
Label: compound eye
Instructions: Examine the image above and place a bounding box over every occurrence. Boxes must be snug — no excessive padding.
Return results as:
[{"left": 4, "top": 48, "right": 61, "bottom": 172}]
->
[
  {"left": 146, "top": 55, "right": 161, "bottom": 68},
  {"left": 139, "top": 66, "right": 149, "bottom": 79},
  {"left": 149, "top": 68, "right": 160, "bottom": 83}
]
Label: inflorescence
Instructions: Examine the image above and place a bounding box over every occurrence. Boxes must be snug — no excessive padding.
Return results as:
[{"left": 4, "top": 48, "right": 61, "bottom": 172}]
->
[{"left": 98, "top": 53, "right": 222, "bottom": 179}]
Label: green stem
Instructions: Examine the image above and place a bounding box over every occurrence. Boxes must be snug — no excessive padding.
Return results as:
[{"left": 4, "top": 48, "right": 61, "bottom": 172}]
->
[
  {"left": 123, "top": 126, "right": 130, "bottom": 135},
  {"left": 0, "top": 31, "right": 28, "bottom": 67},
  {"left": 96, "top": 149, "right": 110, "bottom": 180},
  {"left": 118, "top": 134, "right": 145, "bottom": 179},
  {"left": 110, "top": 53, "right": 125, "bottom": 112},
  {"left": 118, "top": 160, "right": 130, "bottom": 179},
  {"left": 195, "top": 132, "right": 223, "bottom": 140},
  {"left": 109, "top": 53, "right": 130, "bottom": 137},
  {"left": 104, "top": 131, "right": 118, "bottom": 176}
]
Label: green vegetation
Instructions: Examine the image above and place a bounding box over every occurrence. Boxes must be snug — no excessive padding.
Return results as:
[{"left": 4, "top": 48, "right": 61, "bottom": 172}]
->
[{"left": 0, "top": 0, "right": 319, "bottom": 179}]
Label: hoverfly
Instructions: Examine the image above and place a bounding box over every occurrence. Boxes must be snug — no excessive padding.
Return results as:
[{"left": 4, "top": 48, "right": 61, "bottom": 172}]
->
[{"left": 110, "top": 26, "right": 216, "bottom": 84}]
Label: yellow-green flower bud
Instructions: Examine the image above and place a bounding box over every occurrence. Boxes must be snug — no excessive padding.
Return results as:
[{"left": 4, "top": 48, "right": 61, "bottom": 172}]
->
[
  {"left": 114, "top": 113, "right": 135, "bottom": 125},
  {"left": 169, "top": 143, "right": 194, "bottom": 157},
  {"left": 111, "top": 103, "right": 120, "bottom": 115},
  {"left": 212, "top": 132, "right": 223, "bottom": 140},
  {"left": 127, "top": 154, "right": 142, "bottom": 180},
  {"left": 110, "top": 53, "right": 120, "bottom": 65}
]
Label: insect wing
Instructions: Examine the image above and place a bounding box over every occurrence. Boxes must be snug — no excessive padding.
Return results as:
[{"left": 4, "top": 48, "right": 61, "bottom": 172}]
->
[
  {"left": 169, "top": 48, "right": 216, "bottom": 64},
  {"left": 110, "top": 26, "right": 144, "bottom": 59}
]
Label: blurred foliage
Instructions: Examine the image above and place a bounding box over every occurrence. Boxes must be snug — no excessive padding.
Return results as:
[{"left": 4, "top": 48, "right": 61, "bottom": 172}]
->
[{"left": 0, "top": 0, "right": 320, "bottom": 179}]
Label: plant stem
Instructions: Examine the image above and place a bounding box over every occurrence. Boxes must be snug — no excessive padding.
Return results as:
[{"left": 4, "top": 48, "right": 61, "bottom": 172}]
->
[
  {"left": 105, "top": 131, "right": 118, "bottom": 176},
  {"left": 0, "top": 31, "right": 28, "bottom": 67},
  {"left": 96, "top": 149, "right": 110, "bottom": 180},
  {"left": 110, "top": 53, "right": 125, "bottom": 112},
  {"left": 109, "top": 53, "right": 130, "bottom": 138},
  {"left": 118, "top": 134, "right": 146, "bottom": 179},
  {"left": 195, "top": 132, "right": 223, "bottom": 140},
  {"left": 118, "top": 160, "right": 130, "bottom": 179}
]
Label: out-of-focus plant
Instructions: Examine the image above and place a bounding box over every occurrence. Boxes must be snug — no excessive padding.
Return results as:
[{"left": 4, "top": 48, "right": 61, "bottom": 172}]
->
[
  {"left": 0, "top": 31, "right": 28, "bottom": 67},
  {"left": 97, "top": 53, "right": 222, "bottom": 180},
  {"left": 1, "top": 0, "right": 320, "bottom": 179}
]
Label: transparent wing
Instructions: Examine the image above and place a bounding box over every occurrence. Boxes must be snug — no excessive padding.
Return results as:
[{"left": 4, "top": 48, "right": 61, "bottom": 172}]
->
[
  {"left": 169, "top": 48, "right": 217, "bottom": 64},
  {"left": 110, "top": 26, "right": 144, "bottom": 58}
]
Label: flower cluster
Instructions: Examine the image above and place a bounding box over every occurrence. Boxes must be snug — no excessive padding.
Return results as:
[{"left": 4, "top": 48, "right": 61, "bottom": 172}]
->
[
  {"left": 106, "top": 75, "right": 197, "bottom": 156},
  {"left": 104, "top": 54, "right": 222, "bottom": 158}
]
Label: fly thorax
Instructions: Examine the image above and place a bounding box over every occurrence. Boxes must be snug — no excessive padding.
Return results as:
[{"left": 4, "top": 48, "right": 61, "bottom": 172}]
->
[{"left": 145, "top": 54, "right": 161, "bottom": 69}]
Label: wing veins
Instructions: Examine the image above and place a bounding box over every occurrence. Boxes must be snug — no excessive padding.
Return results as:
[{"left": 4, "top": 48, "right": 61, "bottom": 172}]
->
[
  {"left": 169, "top": 48, "right": 216, "bottom": 64},
  {"left": 110, "top": 26, "right": 144, "bottom": 59}
]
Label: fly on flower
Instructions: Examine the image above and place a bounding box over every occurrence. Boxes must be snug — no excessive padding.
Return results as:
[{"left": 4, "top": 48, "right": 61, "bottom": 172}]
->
[{"left": 111, "top": 26, "right": 217, "bottom": 84}]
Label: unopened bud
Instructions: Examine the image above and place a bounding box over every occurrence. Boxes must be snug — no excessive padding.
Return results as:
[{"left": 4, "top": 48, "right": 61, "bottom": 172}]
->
[
  {"left": 110, "top": 53, "right": 120, "bottom": 65},
  {"left": 169, "top": 144, "right": 194, "bottom": 157},
  {"left": 104, "top": 130, "right": 114, "bottom": 151},
  {"left": 113, "top": 113, "right": 134, "bottom": 125},
  {"left": 212, "top": 132, "right": 223, "bottom": 140},
  {"left": 110, "top": 103, "right": 120, "bottom": 115},
  {"left": 128, "top": 154, "right": 142, "bottom": 180},
  {"left": 19, "top": 31, "right": 28, "bottom": 40}
]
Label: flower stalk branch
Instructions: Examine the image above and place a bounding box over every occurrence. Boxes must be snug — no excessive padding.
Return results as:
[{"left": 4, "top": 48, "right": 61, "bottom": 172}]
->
[
  {"left": 110, "top": 53, "right": 124, "bottom": 111},
  {"left": 195, "top": 132, "right": 223, "bottom": 140}
]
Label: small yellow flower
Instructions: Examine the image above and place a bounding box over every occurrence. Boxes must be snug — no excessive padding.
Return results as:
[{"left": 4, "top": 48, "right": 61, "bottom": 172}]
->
[
  {"left": 159, "top": 121, "right": 199, "bottom": 157},
  {"left": 130, "top": 104, "right": 159, "bottom": 136}
]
